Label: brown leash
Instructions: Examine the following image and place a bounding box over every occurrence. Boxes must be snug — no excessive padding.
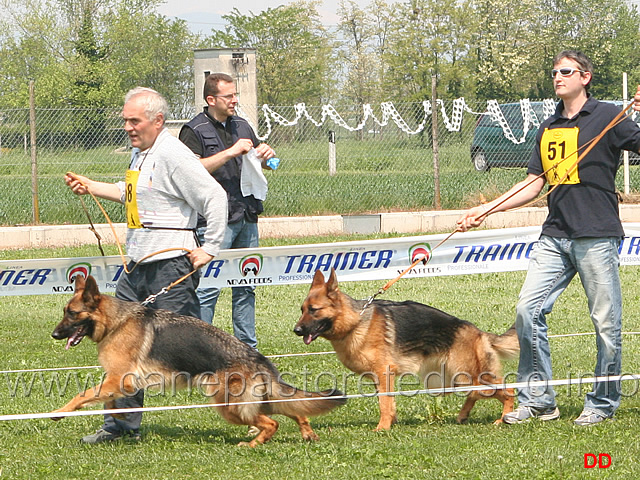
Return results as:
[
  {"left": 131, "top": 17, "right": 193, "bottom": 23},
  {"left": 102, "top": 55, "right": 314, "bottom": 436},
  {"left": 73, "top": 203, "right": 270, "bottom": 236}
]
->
[
  {"left": 361, "top": 101, "right": 636, "bottom": 314},
  {"left": 78, "top": 196, "right": 105, "bottom": 257},
  {"left": 67, "top": 171, "right": 198, "bottom": 304}
]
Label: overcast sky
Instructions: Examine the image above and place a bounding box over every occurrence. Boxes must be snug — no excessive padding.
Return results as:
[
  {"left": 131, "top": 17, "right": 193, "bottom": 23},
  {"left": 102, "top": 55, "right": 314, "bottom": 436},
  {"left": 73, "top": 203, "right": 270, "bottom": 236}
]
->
[{"left": 157, "top": 0, "right": 350, "bottom": 34}]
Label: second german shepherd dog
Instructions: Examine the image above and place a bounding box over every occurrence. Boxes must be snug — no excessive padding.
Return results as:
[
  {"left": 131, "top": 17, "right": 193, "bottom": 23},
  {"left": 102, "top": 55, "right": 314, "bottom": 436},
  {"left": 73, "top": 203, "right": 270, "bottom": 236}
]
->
[
  {"left": 51, "top": 275, "right": 346, "bottom": 446},
  {"left": 293, "top": 269, "right": 519, "bottom": 430}
]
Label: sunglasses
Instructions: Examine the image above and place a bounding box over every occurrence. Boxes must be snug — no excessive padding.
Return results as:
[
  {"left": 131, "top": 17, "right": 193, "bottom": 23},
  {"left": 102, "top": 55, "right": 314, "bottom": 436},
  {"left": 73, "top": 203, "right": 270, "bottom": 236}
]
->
[
  {"left": 214, "top": 92, "right": 239, "bottom": 101},
  {"left": 551, "top": 67, "right": 585, "bottom": 78}
]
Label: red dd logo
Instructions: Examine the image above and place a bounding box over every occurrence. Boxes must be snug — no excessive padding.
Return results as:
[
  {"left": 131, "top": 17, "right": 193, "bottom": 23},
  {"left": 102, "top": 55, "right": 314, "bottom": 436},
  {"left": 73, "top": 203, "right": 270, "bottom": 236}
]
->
[
  {"left": 240, "top": 254, "right": 263, "bottom": 277},
  {"left": 409, "top": 243, "right": 432, "bottom": 265},
  {"left": 584, "top": 453, "right": 611, "bottom": 469},
  {"left": 66, "top": 263, "right": 92, "bottom": 283}
]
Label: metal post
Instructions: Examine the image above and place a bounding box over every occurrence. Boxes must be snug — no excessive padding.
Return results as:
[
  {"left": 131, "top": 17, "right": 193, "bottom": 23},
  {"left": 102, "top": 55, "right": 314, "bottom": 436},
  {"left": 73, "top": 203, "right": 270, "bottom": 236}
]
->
[
  {"left": 623, "top": 72, "right": 630, "bottom": 195},
  {"left": 29, "top": 80, "right": 40, "bottom": 223},
  {"left": 329, "top": 130, "right": 336, "bottom": 176},
  {"left": 431, "top": 75, "right": 441, "bottom": 210}
]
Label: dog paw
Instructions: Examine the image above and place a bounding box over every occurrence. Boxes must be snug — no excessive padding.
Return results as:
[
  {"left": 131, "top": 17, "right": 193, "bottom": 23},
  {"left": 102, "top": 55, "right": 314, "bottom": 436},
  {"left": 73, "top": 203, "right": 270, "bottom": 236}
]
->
[
  {"left": 237, "top": 440, "right": 259, "bottom": 448},
  {"left": 373, "top": 424, "right": 392, "bottom": 432},
  {"left": 456, "top": 416, "right": 469, "bottom": 424},
  {"left": 302, "top": 431, "right": 319, "bottom": 442}
]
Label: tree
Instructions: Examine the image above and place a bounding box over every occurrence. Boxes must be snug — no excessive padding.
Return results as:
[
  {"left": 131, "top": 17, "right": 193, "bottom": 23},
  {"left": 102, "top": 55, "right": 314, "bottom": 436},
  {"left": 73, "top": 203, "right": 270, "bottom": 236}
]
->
[
  {"left": 383, "top": 0, "right": 476, "bottom": 101},
  {"left": 540, "top": 0, "right": 640, "bottom": 99},
  {"left": 0, "top": 0, "right": 77, "bottom": 107},
  {"left": 101, "top": 2, "right": 197, "bottom": 116},
  {"left": 335, "top": 0, "right": 394, "bottom": 105},
  {"left": 472, "top": 0, "right": 542, "bottom": 100},
  {"left": 0, "top": 0, "right": 197, "bottom": 115},
  {"left": 207, "top": 2, "right": 333, "bottom": 105},
  {"left": 471, "top": 0, "right": 640, "bottom": 100}
]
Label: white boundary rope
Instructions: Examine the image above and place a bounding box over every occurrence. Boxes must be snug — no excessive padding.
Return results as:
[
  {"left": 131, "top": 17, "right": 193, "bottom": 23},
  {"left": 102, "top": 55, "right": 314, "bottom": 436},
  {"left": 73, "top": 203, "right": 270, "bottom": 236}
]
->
[
  {"left": 4, "top": 331, "right": 640, "bottom": 375},
  {"left": 2, "top": 374, "right": 639, "bottom": 422}
]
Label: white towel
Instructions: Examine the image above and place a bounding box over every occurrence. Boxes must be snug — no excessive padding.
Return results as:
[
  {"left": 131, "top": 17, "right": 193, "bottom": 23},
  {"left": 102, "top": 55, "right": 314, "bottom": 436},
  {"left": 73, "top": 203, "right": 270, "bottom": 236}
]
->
[{"left": 240, "top": 148, "right": 268, "bottom": 201}]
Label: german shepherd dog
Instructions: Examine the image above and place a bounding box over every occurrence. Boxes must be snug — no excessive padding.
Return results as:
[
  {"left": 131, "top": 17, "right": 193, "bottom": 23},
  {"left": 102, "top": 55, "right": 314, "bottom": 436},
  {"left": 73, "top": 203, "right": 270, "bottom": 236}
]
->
[
  {"left": 51, "top": 275, "right": 346, "bottom": 446},
  {"left": 293, "top": 269, "right": 519, "bottom": 430}
]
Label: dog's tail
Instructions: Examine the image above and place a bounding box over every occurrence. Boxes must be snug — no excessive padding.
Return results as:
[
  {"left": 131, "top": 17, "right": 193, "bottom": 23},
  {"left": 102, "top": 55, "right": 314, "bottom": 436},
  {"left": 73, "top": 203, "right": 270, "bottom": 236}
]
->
[
  {"left": 270, "top": 381, "right": 347, "bottom": 417},
  {"left": 490, "top": 323, "right": 519, "bottom": 360}
]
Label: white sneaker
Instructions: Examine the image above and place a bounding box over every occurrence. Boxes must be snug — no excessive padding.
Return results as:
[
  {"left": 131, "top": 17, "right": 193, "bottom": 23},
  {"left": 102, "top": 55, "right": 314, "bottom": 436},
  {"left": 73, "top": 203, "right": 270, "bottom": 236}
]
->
[
  {"left": 503, "top": 405, "right": 560, "bottom": 424},
  {"left": 574, "top": 410, "right": 610, "bottom": 426}
]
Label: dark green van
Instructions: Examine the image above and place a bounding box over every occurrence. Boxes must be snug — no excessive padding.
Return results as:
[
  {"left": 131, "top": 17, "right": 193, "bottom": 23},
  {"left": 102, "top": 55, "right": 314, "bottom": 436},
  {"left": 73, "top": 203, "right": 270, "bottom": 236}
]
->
[
  {"left": 470, "top": 102, "right": 546, "bottom": 172},
  {"left": 470, "top": 100, "right": 639, "bottom": 172}
]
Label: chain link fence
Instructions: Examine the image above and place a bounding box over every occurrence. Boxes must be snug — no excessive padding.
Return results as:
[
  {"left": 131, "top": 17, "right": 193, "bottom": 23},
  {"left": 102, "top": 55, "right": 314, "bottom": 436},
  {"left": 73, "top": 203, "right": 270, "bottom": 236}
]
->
[{"left": 1, "top": 99, "right": 639, "bottom": 226}]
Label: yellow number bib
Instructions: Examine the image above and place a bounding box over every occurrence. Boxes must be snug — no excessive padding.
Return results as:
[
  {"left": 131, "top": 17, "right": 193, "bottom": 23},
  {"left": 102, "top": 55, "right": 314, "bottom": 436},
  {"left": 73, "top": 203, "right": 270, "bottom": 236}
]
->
[
  {"left": 540, "top": 127, "right": 580, "bottom": 185},
  {"left": 125, "top": 169, "right": 143, "bottom": 229}
]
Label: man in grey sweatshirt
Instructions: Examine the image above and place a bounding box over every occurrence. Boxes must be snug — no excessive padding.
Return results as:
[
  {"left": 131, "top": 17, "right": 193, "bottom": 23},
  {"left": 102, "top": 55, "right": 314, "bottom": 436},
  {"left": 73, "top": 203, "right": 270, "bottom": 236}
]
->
[{"left": 64, "top": 87, "right": 228, "bottom": 443}]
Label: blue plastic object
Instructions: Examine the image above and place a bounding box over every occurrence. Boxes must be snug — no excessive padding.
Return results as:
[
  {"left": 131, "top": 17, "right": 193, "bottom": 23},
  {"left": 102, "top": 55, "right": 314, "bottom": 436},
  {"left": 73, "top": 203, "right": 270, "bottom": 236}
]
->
[{"left": 266, "top": 157, "right": 280, "bottom": 170}]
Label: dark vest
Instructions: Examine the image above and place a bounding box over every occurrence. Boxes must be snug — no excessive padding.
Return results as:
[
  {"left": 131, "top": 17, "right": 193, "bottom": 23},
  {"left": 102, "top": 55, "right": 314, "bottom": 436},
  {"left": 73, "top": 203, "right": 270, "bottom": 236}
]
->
[{"left": 182, "top": 111, "right": 263, "bottom": 224}]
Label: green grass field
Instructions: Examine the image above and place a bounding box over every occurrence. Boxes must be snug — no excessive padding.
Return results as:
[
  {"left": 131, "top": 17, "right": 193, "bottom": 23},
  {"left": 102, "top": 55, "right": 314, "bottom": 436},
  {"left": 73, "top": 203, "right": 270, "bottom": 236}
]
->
[{"left": 1, "top": 236, "right": 640, "bottom": 478}]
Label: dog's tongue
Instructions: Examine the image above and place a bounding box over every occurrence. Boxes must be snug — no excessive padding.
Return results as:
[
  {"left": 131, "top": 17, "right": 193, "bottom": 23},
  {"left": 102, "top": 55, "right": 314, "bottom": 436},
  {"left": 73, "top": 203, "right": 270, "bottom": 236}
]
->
[
  {"left": 303, "top": 334, "right": 314, "bottom": 345},
  {"left": 65, "top": 329, "right": 82, "bottom": 350}
]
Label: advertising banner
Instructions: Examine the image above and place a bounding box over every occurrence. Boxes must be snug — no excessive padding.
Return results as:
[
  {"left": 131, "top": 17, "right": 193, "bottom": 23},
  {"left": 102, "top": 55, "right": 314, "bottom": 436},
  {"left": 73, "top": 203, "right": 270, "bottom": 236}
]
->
[{"left": 2, "top": 224, "right": 640, "bottom": 296}]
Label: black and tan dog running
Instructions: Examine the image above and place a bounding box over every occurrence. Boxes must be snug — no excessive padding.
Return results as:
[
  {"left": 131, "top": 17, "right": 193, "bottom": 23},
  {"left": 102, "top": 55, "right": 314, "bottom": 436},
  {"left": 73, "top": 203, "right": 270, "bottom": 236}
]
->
[
  {"left": 51, "top": 275, "right": 346, "bottom": 446},
  {"left": 294, "top": 269, "right": 519, "bottom": 430}
]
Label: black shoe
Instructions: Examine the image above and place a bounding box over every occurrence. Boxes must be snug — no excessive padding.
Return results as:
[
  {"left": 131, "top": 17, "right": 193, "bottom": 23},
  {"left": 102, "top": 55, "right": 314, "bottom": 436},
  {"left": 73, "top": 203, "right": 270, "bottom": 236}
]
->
[{"left": 81, "top": 428, "right": 141, "bottom": 444}]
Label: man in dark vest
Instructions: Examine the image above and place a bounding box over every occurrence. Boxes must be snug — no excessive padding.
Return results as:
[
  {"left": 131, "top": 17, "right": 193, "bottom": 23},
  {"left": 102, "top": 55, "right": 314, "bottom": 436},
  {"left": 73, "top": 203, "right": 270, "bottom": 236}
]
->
[{"left": 179, "top": 73, "right": 276, "bottom": 350}]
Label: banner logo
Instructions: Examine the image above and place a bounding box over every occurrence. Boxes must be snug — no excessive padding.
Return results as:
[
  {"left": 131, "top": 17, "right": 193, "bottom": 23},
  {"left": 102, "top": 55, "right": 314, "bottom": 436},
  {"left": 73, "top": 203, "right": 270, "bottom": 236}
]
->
[
  {"left": 240, "top": 254, "right": 263, "bottom": 277},
  {"left": 409, "top": 243, "right": 432, "bottom": 265},
  {"left": 66, "top": 263, "right": 91, "bottom": 283}
]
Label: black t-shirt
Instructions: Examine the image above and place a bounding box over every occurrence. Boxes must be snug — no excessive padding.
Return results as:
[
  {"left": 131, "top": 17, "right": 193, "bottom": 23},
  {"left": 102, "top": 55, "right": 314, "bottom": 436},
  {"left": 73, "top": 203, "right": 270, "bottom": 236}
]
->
[{"left": 528, "top": 96, "right": 640, "bottom": 238}]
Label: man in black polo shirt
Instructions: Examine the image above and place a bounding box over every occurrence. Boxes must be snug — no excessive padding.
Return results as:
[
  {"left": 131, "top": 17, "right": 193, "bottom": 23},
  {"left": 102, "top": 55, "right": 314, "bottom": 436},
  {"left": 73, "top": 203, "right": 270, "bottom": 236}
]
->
[
  {"left": 457, "top": 50, "right": 640, "bottom": 426},
  {"left": 179, "top": 73, "right": 276, "bottom": 349}
]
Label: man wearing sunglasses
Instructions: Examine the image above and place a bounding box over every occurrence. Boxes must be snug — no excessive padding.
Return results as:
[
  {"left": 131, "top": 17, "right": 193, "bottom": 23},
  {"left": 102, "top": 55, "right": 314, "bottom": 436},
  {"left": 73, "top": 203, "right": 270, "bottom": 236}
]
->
[
  {"left": 179, "top": 73, "right": 276, "bottom": 351},
  {"left": 457, "top": 50, "right": 640, "bottom": 426}
]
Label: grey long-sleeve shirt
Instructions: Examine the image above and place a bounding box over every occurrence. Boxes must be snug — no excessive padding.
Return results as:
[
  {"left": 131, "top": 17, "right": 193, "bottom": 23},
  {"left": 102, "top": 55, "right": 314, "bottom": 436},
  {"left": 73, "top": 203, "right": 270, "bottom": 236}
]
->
[{"left": 116, "top": 128, "right": 227, "bottom": 263}]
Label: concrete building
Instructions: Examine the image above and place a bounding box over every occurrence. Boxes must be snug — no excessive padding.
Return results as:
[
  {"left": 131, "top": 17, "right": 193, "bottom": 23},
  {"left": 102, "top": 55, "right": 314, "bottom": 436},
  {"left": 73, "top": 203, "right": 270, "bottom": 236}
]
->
[{"left": 193, "top": 48, "right": 258, "bottom": 126}]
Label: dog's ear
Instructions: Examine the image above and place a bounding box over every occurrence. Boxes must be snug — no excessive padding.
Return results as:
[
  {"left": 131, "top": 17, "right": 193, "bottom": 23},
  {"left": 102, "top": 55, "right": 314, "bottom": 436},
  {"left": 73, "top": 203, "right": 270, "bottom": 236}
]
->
[
  {"left": 73, "top": 275, "right": 86, "bottom": 292},
  {"left": 81, "top": 276, "right": 101, "bottom": 308},
  {"left": 312, "top": 269, "right": 326, "bottom": 287},
  {"left": 327, "top": 268, "right": 339, "bottom": 294}
]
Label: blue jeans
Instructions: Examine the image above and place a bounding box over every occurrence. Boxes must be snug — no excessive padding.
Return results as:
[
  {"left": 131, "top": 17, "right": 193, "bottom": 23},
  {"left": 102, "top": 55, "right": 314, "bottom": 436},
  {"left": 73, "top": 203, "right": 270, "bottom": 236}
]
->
[
  {"left": 514, "top": 235, "right": 622, "bottom": 417},
  {"left": 197, "top": 219, "right": 259, "bottom": 348}
]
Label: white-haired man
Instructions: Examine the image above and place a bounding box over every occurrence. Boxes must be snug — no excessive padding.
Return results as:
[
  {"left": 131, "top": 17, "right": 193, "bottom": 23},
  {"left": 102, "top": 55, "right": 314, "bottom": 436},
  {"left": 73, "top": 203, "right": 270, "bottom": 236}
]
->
[{"left": 65, "top": 87, "right": 228, "bottom": 443}]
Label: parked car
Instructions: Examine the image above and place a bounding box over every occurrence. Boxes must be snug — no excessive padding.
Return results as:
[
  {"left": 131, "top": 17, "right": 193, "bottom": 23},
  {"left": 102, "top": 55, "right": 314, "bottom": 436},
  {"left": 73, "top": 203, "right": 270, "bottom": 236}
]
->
[{"left": 470, "top": 101, "right": 640, "bottom": 172}]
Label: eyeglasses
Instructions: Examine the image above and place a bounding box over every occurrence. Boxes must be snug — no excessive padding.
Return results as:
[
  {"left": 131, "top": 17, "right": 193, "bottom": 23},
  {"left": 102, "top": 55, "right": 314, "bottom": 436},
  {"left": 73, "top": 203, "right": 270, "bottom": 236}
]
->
[
  {"left": 214, "top": 92, "right": 239, "bottom": 101},
  {"left": 551, "top": 68, "right": 585, "bottom": 78}
]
